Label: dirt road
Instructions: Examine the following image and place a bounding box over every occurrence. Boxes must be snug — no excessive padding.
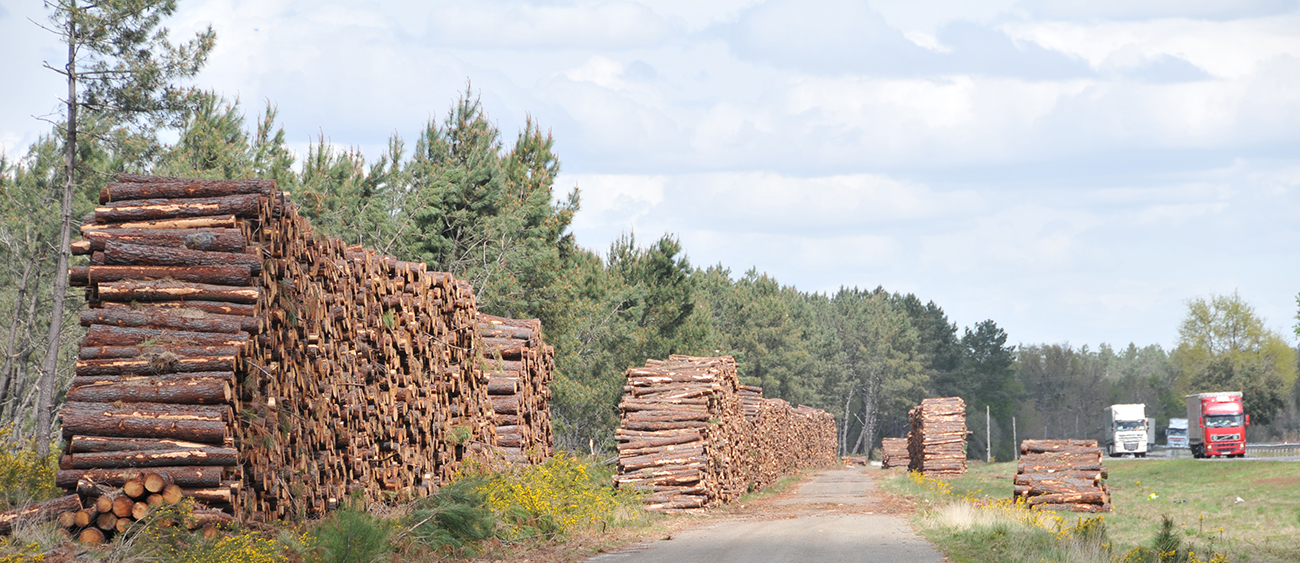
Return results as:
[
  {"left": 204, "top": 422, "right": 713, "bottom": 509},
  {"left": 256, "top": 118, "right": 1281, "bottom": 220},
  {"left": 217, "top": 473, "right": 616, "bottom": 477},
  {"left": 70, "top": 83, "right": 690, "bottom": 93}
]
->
[{"left": 586, "top": 467, "right": 944, "bottom": 563}]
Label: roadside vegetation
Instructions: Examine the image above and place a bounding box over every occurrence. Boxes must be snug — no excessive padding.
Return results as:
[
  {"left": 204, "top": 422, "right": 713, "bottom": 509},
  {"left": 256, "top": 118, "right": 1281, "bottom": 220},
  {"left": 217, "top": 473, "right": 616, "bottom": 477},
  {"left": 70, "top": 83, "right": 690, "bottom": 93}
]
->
[
  {"left": 880, "top": 459, "right": 1300, "bottom": 563},
  {"left": 0, "top": 454, "right": 660, "bottom": 563}
]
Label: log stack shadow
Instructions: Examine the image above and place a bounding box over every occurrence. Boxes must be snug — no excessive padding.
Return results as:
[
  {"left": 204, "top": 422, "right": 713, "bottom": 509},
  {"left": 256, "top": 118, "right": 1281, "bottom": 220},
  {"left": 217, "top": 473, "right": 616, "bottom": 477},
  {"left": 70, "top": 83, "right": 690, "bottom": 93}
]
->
[
  {"left": 613, "top": 355, "right": 836, "bottom": 511},
  {"left": 907, "top": 397, "right": 968, "bottom": 477},
  {"left": 1014, "top": 439, "right": 1111, "bottom": 513},
  {"left": 57, "top": 175, "right": 527, "bottom": 523}
]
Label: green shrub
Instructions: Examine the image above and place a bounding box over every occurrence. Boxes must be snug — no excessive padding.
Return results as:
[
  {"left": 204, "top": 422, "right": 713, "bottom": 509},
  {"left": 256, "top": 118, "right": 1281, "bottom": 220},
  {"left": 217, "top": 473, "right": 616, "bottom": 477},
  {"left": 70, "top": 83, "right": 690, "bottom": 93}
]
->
[
  {"left": 309, "top": 508, "right": 391, "bottom": 563},
  {"left": 400, "top": 477, "right": 495, "bottom": 551}
]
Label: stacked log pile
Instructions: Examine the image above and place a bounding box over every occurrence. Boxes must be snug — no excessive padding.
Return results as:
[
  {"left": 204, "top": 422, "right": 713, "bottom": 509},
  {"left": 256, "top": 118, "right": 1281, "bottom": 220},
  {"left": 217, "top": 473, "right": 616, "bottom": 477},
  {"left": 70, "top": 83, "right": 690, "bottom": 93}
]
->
[
  {"left": 881, "top": 437, "right": 910, "bottom": 469},
  {"left": 613, "top": 357, "right": 836, "bottom": 511},
  {"left": 58, "top": 175, "right": 499, "bottom": 522},
  {"left": 1014, "top": 439, "right": 1111, "bottom": 513},
  {"left": 907, "top": 397, "right": 968, "bottom": 476},
  {"left": 477, "top": 314, "right": 554, "bottom": 464}
]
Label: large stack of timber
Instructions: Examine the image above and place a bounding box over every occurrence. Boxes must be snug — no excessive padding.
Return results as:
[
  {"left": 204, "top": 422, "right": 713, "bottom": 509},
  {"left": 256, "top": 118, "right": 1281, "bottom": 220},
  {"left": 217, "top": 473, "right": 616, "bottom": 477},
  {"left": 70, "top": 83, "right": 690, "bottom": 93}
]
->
[
  {"left": 477, "top": 314, "right": 554, "bottom": 464},
  {"left": 57, "top": 175, "right": 499, "bottom": 522},
  {"left": 881, "top": 437, "right": 910, "bottom": 469},
  {"left": 613, "top": 356, "right": 836, "bottom": 511},
  {"left": 907, "top": 397, "right": 968, "bottom": 476},
  {"left": 1014, "top": 439, "right": 1111, "bottom": 513}
]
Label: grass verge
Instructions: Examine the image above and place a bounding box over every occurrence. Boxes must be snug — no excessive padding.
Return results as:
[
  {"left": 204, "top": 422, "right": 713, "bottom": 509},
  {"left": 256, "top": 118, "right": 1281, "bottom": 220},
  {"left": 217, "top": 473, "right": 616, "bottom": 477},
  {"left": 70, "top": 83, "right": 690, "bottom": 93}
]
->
[{"left": 879, "top": 458, "right": 1300, "bottom": 563}]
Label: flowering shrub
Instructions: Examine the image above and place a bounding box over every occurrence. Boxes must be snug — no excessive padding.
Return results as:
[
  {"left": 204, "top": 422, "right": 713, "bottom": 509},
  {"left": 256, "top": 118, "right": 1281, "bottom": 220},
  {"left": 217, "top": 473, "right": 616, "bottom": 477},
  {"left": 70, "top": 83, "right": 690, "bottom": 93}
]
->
[{"left": 473, "top": 453, "right": 636, "bottom": 539}]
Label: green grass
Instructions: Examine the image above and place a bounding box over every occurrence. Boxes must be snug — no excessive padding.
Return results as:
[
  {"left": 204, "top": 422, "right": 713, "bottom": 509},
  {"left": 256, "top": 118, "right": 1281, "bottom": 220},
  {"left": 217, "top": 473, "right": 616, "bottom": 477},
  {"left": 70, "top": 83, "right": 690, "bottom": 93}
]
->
[{"left": 881, "top": 459, "right": 1300, "bottom": 562}]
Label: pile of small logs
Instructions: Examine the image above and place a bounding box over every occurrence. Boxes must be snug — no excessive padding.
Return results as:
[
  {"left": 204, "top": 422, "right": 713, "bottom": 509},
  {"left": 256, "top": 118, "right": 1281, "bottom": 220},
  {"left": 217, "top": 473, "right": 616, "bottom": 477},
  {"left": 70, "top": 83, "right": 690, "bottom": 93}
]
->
[
  {"left": 59, "top": 475, "right": 232, "bottom": 544},
  {"left": 1014, "top": 439, "right": 1111, "bottom": 513},
  {"left": 613, "top": 356, "right": 836, "bottom": 511},
  {"left": 881, "top": 437, "right": 910, "bottom": 469},
  {"left": 478, "top": 314, "right": 554, "bottom": 464},
  {"left": 907, "top": 397, "right": 968, "bottom": 476},
  {"left": 58, "top": 175, "right": 508, "bottom": 523}
]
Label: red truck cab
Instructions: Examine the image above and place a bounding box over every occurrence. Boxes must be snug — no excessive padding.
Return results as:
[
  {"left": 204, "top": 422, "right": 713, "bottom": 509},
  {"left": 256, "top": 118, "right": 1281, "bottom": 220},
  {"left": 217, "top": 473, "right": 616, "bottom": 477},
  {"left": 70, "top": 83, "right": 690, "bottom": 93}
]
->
[{"left": 1186, "top": 391, "right": 1249, "bottom": 458}]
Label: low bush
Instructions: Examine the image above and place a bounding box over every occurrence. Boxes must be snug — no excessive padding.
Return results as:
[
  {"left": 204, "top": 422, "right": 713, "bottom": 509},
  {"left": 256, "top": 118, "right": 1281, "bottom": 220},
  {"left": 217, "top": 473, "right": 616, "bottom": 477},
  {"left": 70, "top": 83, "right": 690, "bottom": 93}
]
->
[{"left": 0, "top": 425, "right": 60, "bottom": 510}]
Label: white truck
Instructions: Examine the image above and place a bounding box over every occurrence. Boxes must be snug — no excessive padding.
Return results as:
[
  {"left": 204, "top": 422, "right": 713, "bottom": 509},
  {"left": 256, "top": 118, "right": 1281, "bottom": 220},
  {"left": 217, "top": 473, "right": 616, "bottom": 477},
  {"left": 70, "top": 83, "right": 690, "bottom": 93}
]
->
[
  {"left": 1104, "top": 403, "right": 1148, "bottom": 457},
  {"left": 1166, "top": 418, "right": 1189, "bottom": 449}
]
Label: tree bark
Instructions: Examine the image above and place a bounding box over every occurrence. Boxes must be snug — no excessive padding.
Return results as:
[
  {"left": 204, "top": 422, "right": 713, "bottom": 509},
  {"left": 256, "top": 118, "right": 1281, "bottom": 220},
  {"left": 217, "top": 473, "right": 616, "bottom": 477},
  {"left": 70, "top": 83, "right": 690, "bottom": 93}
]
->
[
  {"left": 0, "top": 494, "right": 81, "bottom": 535},
  {"left": 66, "top": 378, "right": 231, "bottom": 404},
  {"left": 79, "top": 308, "right": 244, "bottom": 334},
  {"left": 60, "top": 401, "right": 231, "bottom": 443},
  {"left": 93, "top": 194, "right": 263, "bottom": 222},
  {"left": 61, "top": 446, "right": 237, "bottom": 469},
  {"left": 81, "top": 325, "right": 249, "bottom": 348}
]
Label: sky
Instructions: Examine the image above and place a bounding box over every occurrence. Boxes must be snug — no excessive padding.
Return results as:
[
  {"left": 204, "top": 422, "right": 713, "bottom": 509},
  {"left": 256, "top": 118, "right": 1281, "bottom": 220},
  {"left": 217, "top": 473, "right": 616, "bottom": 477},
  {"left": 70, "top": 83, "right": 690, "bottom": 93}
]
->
[{"left": 2, "top": 0, "right": 1299, "bottom": 349}]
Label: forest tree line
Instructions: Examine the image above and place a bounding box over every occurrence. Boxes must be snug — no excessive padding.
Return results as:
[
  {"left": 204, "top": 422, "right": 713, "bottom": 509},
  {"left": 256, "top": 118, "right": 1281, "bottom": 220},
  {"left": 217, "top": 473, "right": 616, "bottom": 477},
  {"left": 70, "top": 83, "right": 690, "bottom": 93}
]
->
[{"left": 2, "top": 0, "right": 1297, "bottom": 459}]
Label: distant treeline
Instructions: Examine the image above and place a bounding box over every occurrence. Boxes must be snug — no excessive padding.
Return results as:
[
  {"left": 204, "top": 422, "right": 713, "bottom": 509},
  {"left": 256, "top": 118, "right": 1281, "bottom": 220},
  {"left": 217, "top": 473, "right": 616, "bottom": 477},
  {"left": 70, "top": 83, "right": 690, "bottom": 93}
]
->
[{"left": 3, "top": 90, "right": 1297, "bottom": 457}]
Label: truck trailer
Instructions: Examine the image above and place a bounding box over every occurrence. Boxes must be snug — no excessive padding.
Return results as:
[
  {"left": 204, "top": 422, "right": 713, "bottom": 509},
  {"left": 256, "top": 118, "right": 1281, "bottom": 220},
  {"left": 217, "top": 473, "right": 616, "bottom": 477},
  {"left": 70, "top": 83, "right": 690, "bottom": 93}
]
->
[
  {"left": 1186, "top": 392, "right": 1248, "bottom": 458},
  {"left": 1104, "top": 403, "right": 1148, "bottom": 457}
]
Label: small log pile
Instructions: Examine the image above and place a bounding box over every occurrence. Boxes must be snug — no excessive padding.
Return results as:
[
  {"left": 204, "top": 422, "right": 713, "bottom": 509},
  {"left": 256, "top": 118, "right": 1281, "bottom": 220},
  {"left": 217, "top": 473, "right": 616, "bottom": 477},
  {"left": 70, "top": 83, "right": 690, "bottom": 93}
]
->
[
  {"left": 881, "top": 437, "right": 910, "bottom": 469},
  {"left": 59, "top": 175, "right": 502, "bottom": 522},
  {"left": 907, "top": 397, "right": 967, "bottom": 476},
  {"left": 613, "top": 356, "right": 836, "bottom": 511},
  {"left": 1014, "top": 439, "right": 1111, "bottom": 513},
  {"left": 477, "top": 314, "right": 554, "bottom": 464},
  {"left": 52, "top": 476, "right": 230, "bottom": 545}
]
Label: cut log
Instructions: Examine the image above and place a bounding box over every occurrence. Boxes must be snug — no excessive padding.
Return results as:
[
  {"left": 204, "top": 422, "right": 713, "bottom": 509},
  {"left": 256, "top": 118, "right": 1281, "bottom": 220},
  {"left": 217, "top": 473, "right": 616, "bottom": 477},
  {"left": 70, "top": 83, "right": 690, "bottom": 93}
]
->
[
  {"left": 96, "top": 512, "right": 118, "bottom": 530},
  {"left": 102, "top": 242, "right": 261, "bottom": 275},
  {"left": 62, "top": 446, "right": 238, "bottom": 469},
  {"left": 82, "top": 215, "right": 240, "bottom": 233},
  {"left": 100, "top": 300, "right": 256, "bottom": 317},
  {"left": 112, "top": 495, "right": 135, "bottom": 517},
  {"left": 94, "top": 194, "right": 263, "bottom": 222},
  {"left": 57, "top": 467, "right": 220, "bottom": 494},
  {"left": 61, "top": 402, "right": 232, "bottom": 443},
  {"left": 100, "top": 179, "right": 272, "bottom": 203},
  {"left": 70, "top": 265, "right": 252, "bottom": 287},
  {"left": 0, "top": 494, "right": 82, "bottom": 535},
  {"left": 162, "top": 484, "right": 184, "bottom": 505},
  {"left": 144, "top": 472, "right": 173, "bottom": 494},
  {"left": 82, "top": 325, "right": 250, "bottom": 348},
  {"left": 80, "top": 228, "right": 248, "bottom": 253},
  {"left": 123, "top": 480, "right": 145, "bottom": 500},
  {"left": 74, "top": 355, "right": 238, "bottom": 377},
  {"left": 79, "top": 345, "right": 239, "bottom": 361},
  {"left": 78, "top": 527, "right": 105, "bottom": 545},
  {"left": 70, "top": 436, "right": 215, "bottom": 454},
  {"left": 96, "top": 280, "right": 260, "bottom": 304}
]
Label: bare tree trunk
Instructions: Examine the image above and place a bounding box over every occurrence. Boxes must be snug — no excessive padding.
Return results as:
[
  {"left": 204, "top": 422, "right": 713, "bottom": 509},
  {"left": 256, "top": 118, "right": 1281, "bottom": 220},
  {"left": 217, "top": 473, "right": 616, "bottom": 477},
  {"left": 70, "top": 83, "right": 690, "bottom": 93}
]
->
[
  {"left": 36, "top": 6, "right": 78, "bottom": 455},
  {"left": 0, "top": 236, "right": 40, "bottom": 421},
  {"left": 851, "top": 372, "right": 883, "bottom": 455},
  {"left": 839, "top": 386, "right": 854, "bottom": 456}
]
